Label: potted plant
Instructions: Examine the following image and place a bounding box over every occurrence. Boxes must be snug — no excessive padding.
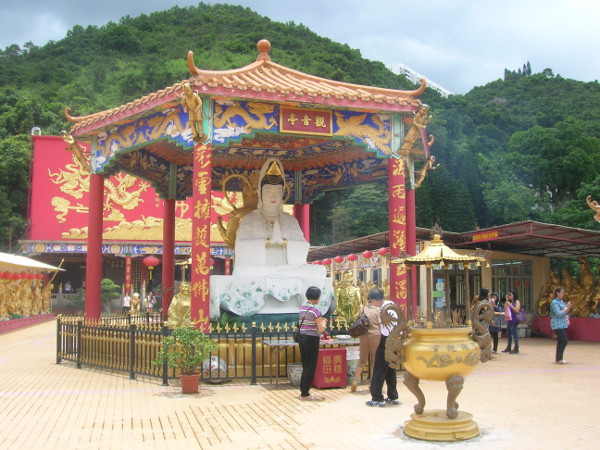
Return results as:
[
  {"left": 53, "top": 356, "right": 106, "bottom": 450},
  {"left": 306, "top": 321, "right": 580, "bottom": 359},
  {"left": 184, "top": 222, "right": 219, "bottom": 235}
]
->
[{"left": 153, "top": 326, "right": 217, "bottom": 394}]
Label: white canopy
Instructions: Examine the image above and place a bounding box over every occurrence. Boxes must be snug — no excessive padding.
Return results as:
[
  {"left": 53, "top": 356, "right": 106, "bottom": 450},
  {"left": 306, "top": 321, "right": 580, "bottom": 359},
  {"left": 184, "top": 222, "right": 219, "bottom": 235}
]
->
[{"left": 0, "top": 252, "right": 64, "bottom": 272}]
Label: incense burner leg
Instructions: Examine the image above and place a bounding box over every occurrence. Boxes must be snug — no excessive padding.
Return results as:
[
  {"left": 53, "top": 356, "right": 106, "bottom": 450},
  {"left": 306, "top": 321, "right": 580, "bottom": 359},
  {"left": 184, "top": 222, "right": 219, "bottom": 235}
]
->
[
  {"left": 445, "top": 374, "right": 464, "bottom": 419},
  {"left": 404, "top": 372, "right": 425, "bottom": 414}
]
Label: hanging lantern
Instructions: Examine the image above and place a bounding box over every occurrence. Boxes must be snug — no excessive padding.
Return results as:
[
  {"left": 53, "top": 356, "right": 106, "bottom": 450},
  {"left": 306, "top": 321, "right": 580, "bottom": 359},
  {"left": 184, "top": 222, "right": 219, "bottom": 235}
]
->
[
  {"left": 333, "top": 255, "right": 344, "bottom": 264},
  {"left": 313, "top": 260, "right": 322, "bottom": 265},
  {"left": 0, "top": 272, "right": 6, "bottom": 279},
  {"left": 13, "top": 272, "right": 22, "bottom": 280},
  {"left": 378, "top": 247, "right": 389, "bottom": 256},
  {"left": 347, "top": 254, "right": 357, "bottom": 262},
  {"left": 143, "top": 255, "right": 160, "bottom": 280},
  {"left": 362, "top": 250, "right": 373, "bottom": 259},
  {"left": 36, "top": 273, "right": 44, "bottom": 279},
  {"left": 27, "top": 273, "right": 35, "bottom": 280},
  {"left": 322, "top": 258, "right": 332, "bottom": 265}
]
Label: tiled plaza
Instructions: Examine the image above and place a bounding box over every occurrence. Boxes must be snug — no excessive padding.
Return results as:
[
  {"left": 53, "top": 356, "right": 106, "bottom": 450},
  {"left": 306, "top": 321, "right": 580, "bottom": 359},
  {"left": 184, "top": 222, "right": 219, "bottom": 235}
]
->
[{"left": 1, "top": 321, "right": 599, "bottom": 449}]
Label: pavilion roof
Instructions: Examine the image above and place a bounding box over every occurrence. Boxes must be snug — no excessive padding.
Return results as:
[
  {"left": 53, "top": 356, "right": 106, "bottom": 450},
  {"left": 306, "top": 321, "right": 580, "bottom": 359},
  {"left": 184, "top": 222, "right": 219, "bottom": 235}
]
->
[{"left": 67, "top": 40, "right": 425, "bottom": 136}]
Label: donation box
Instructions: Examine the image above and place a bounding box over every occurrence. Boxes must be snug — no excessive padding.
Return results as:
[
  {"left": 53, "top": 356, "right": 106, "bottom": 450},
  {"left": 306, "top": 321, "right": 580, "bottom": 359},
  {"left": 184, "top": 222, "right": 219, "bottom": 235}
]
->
[{"left": 312, "top": 348, "right": 347, "bottom": 388}]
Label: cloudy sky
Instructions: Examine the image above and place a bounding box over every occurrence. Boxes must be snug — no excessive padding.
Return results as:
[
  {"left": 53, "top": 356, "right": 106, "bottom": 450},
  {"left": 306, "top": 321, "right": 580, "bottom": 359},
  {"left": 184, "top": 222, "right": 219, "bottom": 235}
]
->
[{"left": 1, "top": 0, "right": 599, "bottom": 94}]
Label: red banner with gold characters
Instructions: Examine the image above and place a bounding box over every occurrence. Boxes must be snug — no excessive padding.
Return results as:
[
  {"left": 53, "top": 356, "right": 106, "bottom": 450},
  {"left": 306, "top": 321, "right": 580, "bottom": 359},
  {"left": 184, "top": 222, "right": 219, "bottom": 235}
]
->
[
  {"left": 190, "top": 142, "right": 212, "bottom": 331},
  {"left": 388, "top": 156, "right": 408, "bottom": 307},
  {"left": 280, "top": 107, "right": 332, "bottom": 136}
]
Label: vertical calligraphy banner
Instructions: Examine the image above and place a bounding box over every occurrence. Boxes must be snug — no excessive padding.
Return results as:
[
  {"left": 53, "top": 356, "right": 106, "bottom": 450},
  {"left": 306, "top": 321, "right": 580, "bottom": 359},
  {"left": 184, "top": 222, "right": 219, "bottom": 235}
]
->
[
  {"left": 125, "top": 255, "right": 132, "bottom": 295},
  {"left": 388, "top": 156, "right": 408, "bottom": 310},
  {"left": 191, "top": 143, "right": 212, "bottom": 331}
]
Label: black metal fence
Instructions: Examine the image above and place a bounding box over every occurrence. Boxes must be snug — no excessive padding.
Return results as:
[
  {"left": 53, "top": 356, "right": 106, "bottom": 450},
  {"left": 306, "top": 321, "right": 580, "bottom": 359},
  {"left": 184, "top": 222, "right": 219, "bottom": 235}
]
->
[{"left": 56, "top": 315, "right": 353, "bottom": 385}]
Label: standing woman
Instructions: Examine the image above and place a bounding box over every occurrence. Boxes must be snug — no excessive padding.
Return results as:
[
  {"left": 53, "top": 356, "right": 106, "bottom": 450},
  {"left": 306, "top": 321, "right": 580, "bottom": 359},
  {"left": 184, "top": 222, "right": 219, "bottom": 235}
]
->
[
  {"left": 489, "top": 292, "right": 504, "bottom": 354},
  {"left": 298, "top": 286, "right": 327, "bottom": 401},
  {"left": 350, "top": 289, "right": 382, "bottom": 392},
  {"left": 550, "top": 286, "right": 572, "bottom": 364},
  {"left": 502, "top": 291, "right": 521, "bottom": 354}
]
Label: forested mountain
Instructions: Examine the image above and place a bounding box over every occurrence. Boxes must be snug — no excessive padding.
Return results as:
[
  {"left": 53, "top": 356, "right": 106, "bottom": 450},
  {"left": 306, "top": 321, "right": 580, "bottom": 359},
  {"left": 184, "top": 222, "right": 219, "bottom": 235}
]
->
[{"left": 1, "top": 3, "right": 599, "bottom": 251}]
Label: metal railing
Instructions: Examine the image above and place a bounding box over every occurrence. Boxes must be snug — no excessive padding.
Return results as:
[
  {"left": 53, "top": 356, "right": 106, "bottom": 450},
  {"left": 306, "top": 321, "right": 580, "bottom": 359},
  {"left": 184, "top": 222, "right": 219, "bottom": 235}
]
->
[{"left": 56, "top": 315, "right": 354, "bottom": 385}]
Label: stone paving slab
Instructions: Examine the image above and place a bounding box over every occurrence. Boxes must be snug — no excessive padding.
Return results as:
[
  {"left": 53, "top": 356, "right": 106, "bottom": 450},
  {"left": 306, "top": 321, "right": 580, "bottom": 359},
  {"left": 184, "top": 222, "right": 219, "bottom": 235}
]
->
[{"left": 1, "top": 321, "right": 599, "bottom": 449}]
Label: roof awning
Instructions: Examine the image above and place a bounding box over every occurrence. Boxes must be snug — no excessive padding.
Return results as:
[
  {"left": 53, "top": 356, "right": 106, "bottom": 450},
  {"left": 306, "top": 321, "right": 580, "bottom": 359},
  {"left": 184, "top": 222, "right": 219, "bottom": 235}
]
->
[{"left": 0, "top": 252, "right": 64, "bottom": 272}]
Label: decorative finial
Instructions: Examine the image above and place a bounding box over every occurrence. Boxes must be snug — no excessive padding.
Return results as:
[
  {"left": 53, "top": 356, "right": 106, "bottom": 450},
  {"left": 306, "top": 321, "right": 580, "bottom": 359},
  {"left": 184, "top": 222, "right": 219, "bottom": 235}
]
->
[{"left": 257, "top": 39, "right": 271, "bottom": 61}]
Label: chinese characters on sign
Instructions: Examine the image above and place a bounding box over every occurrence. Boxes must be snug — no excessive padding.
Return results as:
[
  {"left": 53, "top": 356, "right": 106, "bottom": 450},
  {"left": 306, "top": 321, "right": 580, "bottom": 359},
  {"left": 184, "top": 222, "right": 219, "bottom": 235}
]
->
[{"left": 280, "top": 107, "right": 332, "bottom": 136}]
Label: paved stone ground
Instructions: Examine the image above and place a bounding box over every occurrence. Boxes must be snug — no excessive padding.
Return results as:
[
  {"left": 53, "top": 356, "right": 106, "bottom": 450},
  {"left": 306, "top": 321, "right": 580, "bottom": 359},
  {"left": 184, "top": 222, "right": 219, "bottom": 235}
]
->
[{"left": 1, "top": 321, "right": 599, "bottom": 449}]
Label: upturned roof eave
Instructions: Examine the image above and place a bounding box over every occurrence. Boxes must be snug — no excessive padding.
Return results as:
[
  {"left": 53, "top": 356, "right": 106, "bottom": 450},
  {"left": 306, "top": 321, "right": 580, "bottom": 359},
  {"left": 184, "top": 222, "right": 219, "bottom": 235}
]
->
[{"left": 68, "top": 40, "right": 426, "bottom": 137}]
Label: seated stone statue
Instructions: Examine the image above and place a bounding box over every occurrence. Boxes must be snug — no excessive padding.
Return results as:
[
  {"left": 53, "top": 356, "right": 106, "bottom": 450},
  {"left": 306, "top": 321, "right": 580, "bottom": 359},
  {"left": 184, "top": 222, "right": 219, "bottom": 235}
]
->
[
  {"left": 233, "top": 158, "right": 325, "bottom": 278},
  {"left": 210, "top": 157, "right": 333, "bottom": 318}
]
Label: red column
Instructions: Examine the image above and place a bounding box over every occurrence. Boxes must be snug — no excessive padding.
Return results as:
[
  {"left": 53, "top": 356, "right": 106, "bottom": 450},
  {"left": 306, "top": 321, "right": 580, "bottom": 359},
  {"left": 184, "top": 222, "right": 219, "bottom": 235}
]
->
[
  {"left": 293, "top": 203, "right": 311, "bottom": 243},
  {"left": 388, "top": 157, "right": 408, "bottom": 310},
  {"left": 85, "top": 173, "right": 104, "bottom": 319},
  {"left": 191, "top": 143, "right": 212, "bottom": 331},
  {"left": 124, "top": 255, "right": 132, "bottom": 295},
  {"left": 406, "top": 187, "right": 417, "bottom": 319},
  {"left": 225, "top": 257, "right": 231, "bottom": 275},
  {"left": 162, "top": 198, "right": 176, "bottom": 321}
]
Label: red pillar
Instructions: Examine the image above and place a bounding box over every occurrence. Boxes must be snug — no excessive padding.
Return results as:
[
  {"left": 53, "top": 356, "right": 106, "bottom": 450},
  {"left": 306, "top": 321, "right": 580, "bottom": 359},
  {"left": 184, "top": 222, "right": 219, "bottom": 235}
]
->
[
  {"left": 85, "top": 173, "right": 104, "bottom": 319},
  {"left": 162, "top": 198, "right": 176, "bottom": 321},
  {"left": 191, "top": 143, "right": 212, "bottom": 331},
  {"left": 406, "top": 187, "right": 417, "bottom": 319},
  {"left": 293, "top": 203, "right": 311, "bottom": 243},
  {"left": 225, "top": 257, "right": 231, "bottom": 275},
  {"left": 388, "top": 157, "right": 408, "bottom": 310},
  {"left": 124, "top": 255, "right": 132, "bottom": 295}
]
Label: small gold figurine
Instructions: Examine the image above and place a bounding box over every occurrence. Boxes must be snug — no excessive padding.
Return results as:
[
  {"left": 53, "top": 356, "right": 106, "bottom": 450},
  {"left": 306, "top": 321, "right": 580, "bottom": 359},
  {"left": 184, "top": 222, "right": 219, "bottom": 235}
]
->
[{"left": 181, "top": 83, "right": 204, "bottom": 142}]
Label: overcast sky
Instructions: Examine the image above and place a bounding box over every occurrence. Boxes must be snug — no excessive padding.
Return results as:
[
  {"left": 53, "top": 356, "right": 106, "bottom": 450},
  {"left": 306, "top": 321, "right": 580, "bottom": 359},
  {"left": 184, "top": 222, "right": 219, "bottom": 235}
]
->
[{"left": 1, "top": 0, "right": 599, "bottom": 94}]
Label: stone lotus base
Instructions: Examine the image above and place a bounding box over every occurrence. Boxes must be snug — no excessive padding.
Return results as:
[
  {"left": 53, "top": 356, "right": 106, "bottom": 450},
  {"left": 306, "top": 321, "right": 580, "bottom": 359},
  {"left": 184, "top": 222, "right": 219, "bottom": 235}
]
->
[{"left": 404, "top": 409, "right": 479, "bottom": 441}]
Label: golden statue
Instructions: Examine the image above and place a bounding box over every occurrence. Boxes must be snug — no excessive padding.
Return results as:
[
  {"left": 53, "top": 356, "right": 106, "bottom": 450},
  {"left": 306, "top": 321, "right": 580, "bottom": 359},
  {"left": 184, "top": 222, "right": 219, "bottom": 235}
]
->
[
  {"left": 216, "top": 172, "right": 259, "bottom": 250},
  {"left": 382, "top": 279, "right": 390, "bottom": 299},
  {"left": 41, "top": 282, "right": 54, "bottom": 313},
  {"left": 61, "top": 130, "right": 91, "bottom": 172},
  {"left": 537, "top": 270, "right": 559, "bottom": 316},
  {"left": 569, "top": 258, "right": 597, "bottom": 317},
  {"left": 334, "top": 271, "right": 363, "bottom": 322},
  {"left": 586, "top": 195, "right": 600, "bottom": 222},
  {"left": 414, "top": 155, "right": 440, "bottom": 189},
  {"left": 180, "top": 83, "right": 203, "bottom": 142},
  {"left": 167, "top": 282, "right": 192, "bottom": 328},
  {"left": 131, "top": 293, "right": 141, "bottom": 313},
  {"left": 399, "top": 105, "right": 432, "bottom": 156},
  {"left": 31, "top": 281, "right": 44, "bottom": 315}
]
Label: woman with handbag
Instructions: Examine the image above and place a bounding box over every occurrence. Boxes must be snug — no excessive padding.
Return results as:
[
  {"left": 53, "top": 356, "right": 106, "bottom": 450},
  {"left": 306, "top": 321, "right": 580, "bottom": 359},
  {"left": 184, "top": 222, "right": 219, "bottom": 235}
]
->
[
  {"left": 550, "top": 286, "right": 572, "bottom": 365},
  {"left": 298, "top": 286, "right": 328, "bottom": 401},
  {"left": 350, "top": 292, "right": 382, "bottom": 392},
  {"left": 502, "top": 291, "right": 521, "bottom": 354}
]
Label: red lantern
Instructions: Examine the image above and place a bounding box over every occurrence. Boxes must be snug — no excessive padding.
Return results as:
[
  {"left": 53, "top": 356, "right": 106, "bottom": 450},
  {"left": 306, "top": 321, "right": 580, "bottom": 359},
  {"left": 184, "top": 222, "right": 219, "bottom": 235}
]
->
[
  {"left": 143, "top": 255, "right": 160, "bottom": 280},
  {"left": 347, "top": 254, "right": 357, "bottom": 262},
  {"left": 36, "top": 273, "right": 44, "bottom": 279},
  {"left": 333, "top": 255, "right": 344, "bottom": 264},
  {"left": 0, "top": 272, "right": 7, "bottom": 279},
  {"left": 378, "top": 247, "right": 389, "bottom": 256},
  {"left": 5, "top": 272, "right": 15, "bottom": 280},
  {"left": 13, "top": 272, "right": 22, "bottom": 280},
  {"left": 27, "top": 273, "right": 35, "bottom": 280},
  {"left": 313, "top": 260, "right": 322, "bottom": 265},
  {"left": 322, "top": 258, "right": 332, "bottom": 265},
  {"left": 362, "top": 250, "right": 373, "bottom": 259}
]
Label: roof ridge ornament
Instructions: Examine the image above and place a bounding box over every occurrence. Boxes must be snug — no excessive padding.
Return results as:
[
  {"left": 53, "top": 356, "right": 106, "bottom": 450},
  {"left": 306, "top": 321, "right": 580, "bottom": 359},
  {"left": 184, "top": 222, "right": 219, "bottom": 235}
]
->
[{"left": 256, "top": 39, "right": 271, "bottom": 62}]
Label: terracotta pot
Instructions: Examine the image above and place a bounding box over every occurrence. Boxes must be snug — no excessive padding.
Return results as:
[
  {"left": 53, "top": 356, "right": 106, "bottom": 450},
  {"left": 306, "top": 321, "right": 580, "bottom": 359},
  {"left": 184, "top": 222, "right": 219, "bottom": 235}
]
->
[
  {"left": 179, "top": 373, "right": 201, "bottom": 394},
  {"left": 403, "top": 327, "right": 480, "bottom": 382}
]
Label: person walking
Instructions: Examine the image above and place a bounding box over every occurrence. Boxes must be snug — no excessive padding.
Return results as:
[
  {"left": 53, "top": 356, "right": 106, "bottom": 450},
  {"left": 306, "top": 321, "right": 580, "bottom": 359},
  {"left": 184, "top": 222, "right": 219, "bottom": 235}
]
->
[
  {"left": 366, "top": 288, "right": 399, "bottom": 407},
  {"left": 350, "top": 288, "right": 382, "bottom": 392},
  {"left": 550, "top": 286, "right": 572, "bottom": 364},
  {"left": 489, "top": 292, "right": 504, "bottom": 353},
  {"left": 502, "top": 291, "right": 521, "bottom": 354},
  {"left": 298, "top": 286, "right": 327, "bottom": 401}
]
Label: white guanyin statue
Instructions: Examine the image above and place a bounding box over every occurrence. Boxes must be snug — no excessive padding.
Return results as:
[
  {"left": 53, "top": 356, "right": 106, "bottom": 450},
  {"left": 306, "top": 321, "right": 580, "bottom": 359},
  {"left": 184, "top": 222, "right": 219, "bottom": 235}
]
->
[{"left": 209, "top": 158, "right": 335, "bottom": 318}]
